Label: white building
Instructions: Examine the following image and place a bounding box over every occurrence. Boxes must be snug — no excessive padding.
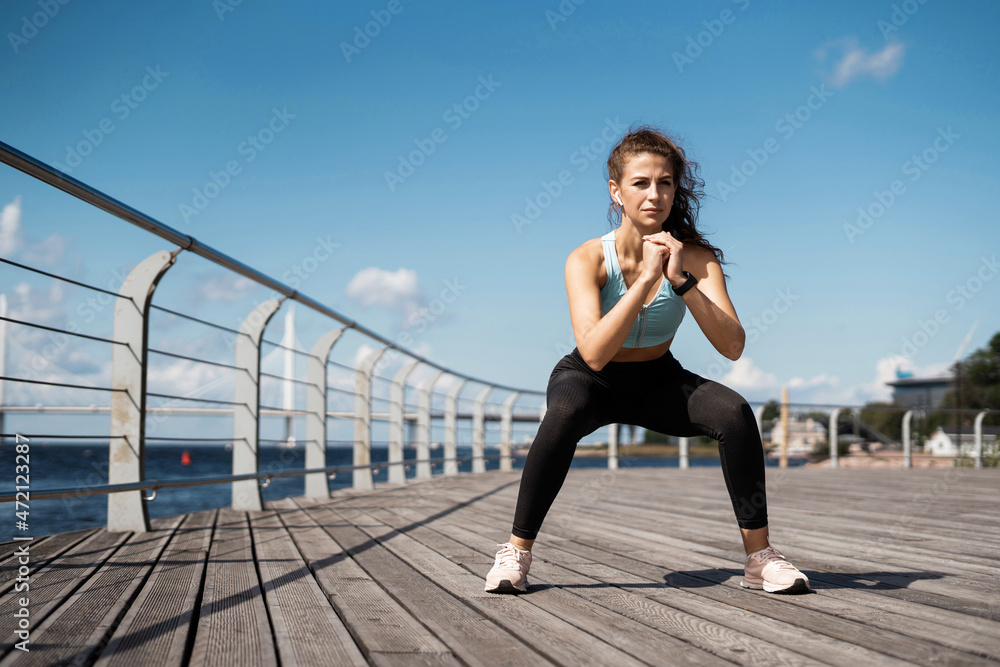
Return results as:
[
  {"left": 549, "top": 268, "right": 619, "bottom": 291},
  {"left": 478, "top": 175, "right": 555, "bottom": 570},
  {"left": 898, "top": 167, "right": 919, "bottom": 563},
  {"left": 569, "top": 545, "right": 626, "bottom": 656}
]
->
[
  {"left": 925, "top": 426, "right": 998, "bottom": 457},
  {"left": 768, "top": 418, "right": 828, "bottom": 457}
]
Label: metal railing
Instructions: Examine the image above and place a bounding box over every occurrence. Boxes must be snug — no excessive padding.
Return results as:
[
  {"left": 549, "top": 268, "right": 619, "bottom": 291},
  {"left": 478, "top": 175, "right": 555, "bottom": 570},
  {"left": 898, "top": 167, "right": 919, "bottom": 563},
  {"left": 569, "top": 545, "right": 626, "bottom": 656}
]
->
[
  {"left": 1, "top": 140, "right": 995, "bottom": 535},
  {"left": 0, "top": 140, "right": 546, "bottom": 532}
]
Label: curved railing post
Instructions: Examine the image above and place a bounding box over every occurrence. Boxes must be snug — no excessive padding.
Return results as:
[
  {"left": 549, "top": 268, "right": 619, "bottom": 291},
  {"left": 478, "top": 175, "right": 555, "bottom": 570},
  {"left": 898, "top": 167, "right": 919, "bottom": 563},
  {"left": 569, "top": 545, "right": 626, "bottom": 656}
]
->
[
  {"left": 444, "top": 378, "right": 467, "bottom": 476},
  {"left": 472, "top": 386, "right": 493, "bottom": 474},
  {"left": 416, "top": 370, "right": 445, "bottom": 480},
  {"left": 108, "top": 249, "right": 177, "bottom": 533},
  {"left": 902, "top": 409, "right": 913, "bottom": 469},
  {"left": 500, "top": 392, "right": 520, "bottom": 472},
  {"left": 389, "top": 359, "right": 420, "bottom": 484},
  {"left": 678, "top": 436, "right": 690, "bottom": 470},
  {"left": 974, "top": 410, "right": 987, "bottom": 468},
  {"left": 304, "top": 327, "right": 345, "bottom": 498},
  {"left": 608, "top": 422, "right": 619, "bottom": 470},
  {"left": 232, "top": 298, "right": 283, "bottom": 511},
  {"left": 754, "top": 404, "right": 765, "bottom": 441},
  {"left": 354, "top": 346, "right": 387, "bottom": 491},
  {"left": 829, "top": 408, "right": 842, "bottom": 468}
]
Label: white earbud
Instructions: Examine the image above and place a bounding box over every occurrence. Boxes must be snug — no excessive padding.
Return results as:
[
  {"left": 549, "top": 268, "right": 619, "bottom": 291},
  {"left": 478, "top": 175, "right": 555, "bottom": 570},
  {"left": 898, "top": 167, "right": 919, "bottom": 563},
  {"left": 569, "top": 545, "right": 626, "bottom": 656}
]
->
[{"left": 615, "top": 195, "right": 623, "bottom": 206}]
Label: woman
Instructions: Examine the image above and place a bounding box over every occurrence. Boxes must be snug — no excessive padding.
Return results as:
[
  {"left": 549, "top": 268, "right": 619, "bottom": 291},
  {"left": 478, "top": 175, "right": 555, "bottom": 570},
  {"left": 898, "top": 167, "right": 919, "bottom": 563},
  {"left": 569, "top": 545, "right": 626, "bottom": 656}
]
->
[{"left": 485, "top": 126, "right": 809, "bottom": 595}]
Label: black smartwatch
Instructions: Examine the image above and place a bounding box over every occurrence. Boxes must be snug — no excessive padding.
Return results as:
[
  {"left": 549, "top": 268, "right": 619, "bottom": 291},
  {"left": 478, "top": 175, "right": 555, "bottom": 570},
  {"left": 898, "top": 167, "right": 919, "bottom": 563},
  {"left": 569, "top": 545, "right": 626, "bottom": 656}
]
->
[{"left": 671, "top": 271, "right": 697, "bottom": 296}]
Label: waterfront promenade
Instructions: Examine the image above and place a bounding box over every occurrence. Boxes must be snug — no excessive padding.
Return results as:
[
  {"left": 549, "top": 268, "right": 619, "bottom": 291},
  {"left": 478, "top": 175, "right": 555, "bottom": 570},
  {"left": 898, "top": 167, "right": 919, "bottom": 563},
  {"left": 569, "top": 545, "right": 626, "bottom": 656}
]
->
[{"left": 1, "top": 466, "right": 998, "bottom": 666}]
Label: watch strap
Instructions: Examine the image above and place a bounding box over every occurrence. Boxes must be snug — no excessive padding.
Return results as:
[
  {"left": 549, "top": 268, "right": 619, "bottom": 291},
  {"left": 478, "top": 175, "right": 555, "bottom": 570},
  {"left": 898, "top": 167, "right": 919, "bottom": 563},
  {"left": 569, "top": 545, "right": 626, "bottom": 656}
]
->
[{"left": 671, "top": 271, "right": 697, "bottom": 296}]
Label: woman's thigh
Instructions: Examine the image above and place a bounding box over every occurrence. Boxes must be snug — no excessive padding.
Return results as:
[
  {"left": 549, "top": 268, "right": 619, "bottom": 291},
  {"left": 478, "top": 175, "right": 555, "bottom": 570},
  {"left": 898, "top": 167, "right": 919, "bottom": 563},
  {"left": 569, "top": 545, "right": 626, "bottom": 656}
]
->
[{"left": 625, "top": 365, "right": 750, "bottom": 439}]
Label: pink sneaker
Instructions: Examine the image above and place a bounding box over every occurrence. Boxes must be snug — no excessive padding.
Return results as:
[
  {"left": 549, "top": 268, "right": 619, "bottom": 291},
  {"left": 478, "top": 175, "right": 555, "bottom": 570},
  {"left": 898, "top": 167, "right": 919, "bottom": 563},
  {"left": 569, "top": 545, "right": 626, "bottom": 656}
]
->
[
  {"left": 485, "top": 543, "right": 532, "bottom": 594},
  {"left": 741, "top": 545, "right": 810, "bottom": 594}
]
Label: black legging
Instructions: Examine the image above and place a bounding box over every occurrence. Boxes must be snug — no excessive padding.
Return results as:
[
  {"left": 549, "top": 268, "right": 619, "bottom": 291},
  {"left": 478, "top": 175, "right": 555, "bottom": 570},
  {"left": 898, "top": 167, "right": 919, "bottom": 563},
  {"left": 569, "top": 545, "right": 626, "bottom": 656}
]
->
[{"left": 511, "top": 347, "right": 768, "bottom": 540}]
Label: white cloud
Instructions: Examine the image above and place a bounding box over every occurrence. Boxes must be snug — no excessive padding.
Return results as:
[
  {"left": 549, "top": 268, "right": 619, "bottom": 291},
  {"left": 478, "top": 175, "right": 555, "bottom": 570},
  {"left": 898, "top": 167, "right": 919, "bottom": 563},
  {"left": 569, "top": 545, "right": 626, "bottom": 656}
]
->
[
  {"left": 197, "top": 273, "right": 259, "bottom": 303},
  {"left": 816, "top": 37, "right": 905, "bottom": 88},
  {"left": 720, "top": 357, "right": 778, "bottom": 392},
  {"left": 0, "top": 195, "right": 70, "bottom": 266},
  {"left": 21, "top": 234, "right": 69, "bottom": 266},
  {"left": 1, "top": 196, "right": 23, "bottom": 255},
  {"left": 346, "top": 267, "right": 425, "bottom": 322},
  {"left": 788, "top": 373, "right": 838, "bottom": 390}
]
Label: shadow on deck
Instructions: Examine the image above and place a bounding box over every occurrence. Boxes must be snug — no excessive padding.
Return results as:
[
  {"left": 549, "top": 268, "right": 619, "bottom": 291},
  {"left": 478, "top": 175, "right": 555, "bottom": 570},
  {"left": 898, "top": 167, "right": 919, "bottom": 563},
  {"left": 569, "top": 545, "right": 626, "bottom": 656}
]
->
[{"left": 2, "top": 467, "right": 998, "bottom": 666}]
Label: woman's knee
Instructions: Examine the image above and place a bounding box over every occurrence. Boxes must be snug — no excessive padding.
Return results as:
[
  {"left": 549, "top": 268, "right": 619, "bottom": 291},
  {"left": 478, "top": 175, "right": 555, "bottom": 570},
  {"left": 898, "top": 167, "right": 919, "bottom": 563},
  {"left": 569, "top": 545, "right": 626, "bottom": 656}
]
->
[{"left": 690, "top": 382, "right": 757, "bottom": 437}]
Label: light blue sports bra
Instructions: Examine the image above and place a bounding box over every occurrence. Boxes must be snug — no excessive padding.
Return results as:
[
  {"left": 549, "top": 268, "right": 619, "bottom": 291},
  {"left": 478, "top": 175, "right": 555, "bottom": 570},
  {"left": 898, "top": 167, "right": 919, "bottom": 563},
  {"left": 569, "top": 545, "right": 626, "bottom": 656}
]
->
[{"left": 599, "top": 231, "right": 686, "bottom": 348}]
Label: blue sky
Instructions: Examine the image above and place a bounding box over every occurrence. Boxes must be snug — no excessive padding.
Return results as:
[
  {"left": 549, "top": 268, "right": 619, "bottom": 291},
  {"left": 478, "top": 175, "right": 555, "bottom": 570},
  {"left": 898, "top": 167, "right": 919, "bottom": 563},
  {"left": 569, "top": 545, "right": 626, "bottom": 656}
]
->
[{"left": 1, "top": 0, "right": 999, "bottom": 441}]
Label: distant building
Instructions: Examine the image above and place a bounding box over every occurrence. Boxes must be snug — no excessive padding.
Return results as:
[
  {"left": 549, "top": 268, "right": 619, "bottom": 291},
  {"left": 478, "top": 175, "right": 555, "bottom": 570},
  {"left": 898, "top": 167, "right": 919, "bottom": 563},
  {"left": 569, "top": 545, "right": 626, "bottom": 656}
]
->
[
  {"left": 768, "top": 418, "right": 828, "bottom": 457},
  {"left": 925, "top": 426, "right": 999, "bottom": 457},
  {"left": 885, "top": 376, "right": 952, "bottom": 410}
]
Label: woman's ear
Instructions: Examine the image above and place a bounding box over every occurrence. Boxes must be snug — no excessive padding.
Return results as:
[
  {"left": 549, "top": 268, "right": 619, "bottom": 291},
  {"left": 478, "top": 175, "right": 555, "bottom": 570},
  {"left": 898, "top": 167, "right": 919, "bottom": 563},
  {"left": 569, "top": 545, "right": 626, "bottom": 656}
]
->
[{"left": 608, "top": 181, "right": 622, "bottom": 206}]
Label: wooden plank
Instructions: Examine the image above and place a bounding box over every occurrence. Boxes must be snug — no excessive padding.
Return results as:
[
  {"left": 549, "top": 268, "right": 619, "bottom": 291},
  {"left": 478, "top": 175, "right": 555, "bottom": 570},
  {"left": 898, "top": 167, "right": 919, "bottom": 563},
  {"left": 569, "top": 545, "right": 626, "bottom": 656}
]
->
[
  {"left": 291, "top": 500, "right": 556, "bottom": 667},
  {"left": 0, "top": 528, "right": 98, "bottom": 595},
  {"left": 379, "top": 496, "right": 914, "bottom": 667},
  {"left": 280, "top": 497, "right": 460, "bottom": 665},
  {"left": 251, "top": 502, "right": 367, "bottom": 666},
  {"left": 563, "top": 480, "right": 1000, "bottom": 613},
  {"left": 391, "top": 471, "right": 1000, "bottom": 665},
  {"left": 0, "top": 516, "right": 183, "bottom": 667},
  {"left": 188, "top": 508, "right": 277, "bottom": 667},
  {"left": 93, "top": 510, "right": 217, "bottom": 667},
  {"left": 361, "top": 501, "right": 826, "bottom": 667},
  {"left": 450, "top": 475, "right": 1000, "bottom": 665},
  {"left": 449, "top": 466, "right": 1000, "bottom": 616},
  {"left": 0, "top": 528, "right": 130, "bottom": 660}
]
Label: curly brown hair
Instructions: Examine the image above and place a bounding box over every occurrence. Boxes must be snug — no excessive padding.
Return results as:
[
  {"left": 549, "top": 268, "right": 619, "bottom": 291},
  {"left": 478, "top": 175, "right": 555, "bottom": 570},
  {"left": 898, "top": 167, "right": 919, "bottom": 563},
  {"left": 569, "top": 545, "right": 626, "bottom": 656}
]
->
[{"left": 606, "top": 125, "right": 725, "bottom": 267}]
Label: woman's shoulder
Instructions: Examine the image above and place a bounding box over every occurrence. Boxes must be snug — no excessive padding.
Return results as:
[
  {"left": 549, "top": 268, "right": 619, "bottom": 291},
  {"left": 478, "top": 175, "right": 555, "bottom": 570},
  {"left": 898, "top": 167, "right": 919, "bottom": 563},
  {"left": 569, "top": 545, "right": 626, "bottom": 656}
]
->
[{"left": 566, "top": 236, "right": 607, "bottom": 267}]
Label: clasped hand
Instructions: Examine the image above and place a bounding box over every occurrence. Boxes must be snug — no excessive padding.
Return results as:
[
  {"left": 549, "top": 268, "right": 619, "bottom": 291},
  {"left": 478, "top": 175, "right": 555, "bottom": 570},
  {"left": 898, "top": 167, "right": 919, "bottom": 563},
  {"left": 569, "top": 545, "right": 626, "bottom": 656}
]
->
[{"left": 641, "top": 231, "right": 686, "bottom": 287}]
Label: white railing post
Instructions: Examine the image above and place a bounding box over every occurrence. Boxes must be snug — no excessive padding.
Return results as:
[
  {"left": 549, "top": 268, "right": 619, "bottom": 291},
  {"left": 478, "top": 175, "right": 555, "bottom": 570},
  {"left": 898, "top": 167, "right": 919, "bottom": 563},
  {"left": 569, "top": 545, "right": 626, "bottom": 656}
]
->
[
  {"left": 304, "top": 327, "right": 344, "bottom": 498},
  {"left": 444, "top": 379, "right": 467, "bottom": 476},
  {"left": 500, "top": 392, "right": 520, "bottom": 472},
  {"left": 389, "top": 359, "right": 420, "bottom": 484},
  {"left": 678, "top": 436, "right": 690, "bottom": 469},
  {"left": 608, "top": 423, "right": 619, "bottom": 470},
  {"left": 974, "top": 411, "right": 987, "bottom": 468},
  {"left": 108, "top": 250, "right": 176, "bottom": 532},
  {"left": 828, "top": 408, "right": 842, "bottom": 468},
  {"left": 472, "top": 386, "right": 492, "bottom": 474},
  {"left": 416, "top": 370, "right": 445, "bottom": 480},
  {"left": 902, "top": 410, "right": 913, "bottom": 469},
  {"left": 232, "top": 298, "right": 282, "bottom": 511},
  {"left": 754, "top": 404, "right": 765, "bottom": 441},
  {"left": 354, "top": 347, "right": 387, "bottom": 491}
]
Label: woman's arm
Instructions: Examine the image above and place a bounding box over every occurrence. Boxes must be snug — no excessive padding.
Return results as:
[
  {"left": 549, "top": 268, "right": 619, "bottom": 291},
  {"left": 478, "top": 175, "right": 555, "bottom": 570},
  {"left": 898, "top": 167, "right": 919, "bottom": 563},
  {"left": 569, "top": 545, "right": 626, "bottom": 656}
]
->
[
  {"left": 675, "top": 246, "right": 746, "bottom": 360},
  {"left": 565, "top": 240, "right": 668, "bottom": 371}
]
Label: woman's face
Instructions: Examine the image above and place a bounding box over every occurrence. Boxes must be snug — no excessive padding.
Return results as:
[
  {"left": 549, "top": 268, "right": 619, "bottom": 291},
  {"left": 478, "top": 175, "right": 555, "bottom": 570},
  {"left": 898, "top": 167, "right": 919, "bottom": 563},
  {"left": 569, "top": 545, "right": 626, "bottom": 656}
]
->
[{"left": 611, "top": 153, "right": 677, "bottom": 229}]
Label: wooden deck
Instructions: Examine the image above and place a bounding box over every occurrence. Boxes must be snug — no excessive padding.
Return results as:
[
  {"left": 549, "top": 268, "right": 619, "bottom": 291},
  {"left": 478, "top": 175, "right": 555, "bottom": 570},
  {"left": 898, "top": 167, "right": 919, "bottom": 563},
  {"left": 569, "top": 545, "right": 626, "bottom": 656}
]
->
[{"left": 2, "top": 466, "right": 999, "bottom": 666}]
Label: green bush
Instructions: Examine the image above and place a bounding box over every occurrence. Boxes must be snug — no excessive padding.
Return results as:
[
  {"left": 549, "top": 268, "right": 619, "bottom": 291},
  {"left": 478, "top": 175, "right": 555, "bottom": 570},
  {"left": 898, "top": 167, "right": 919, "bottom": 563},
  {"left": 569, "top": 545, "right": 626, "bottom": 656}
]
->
[{"left": 811, "top": 439, "right": 851, "bottom": 459}]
